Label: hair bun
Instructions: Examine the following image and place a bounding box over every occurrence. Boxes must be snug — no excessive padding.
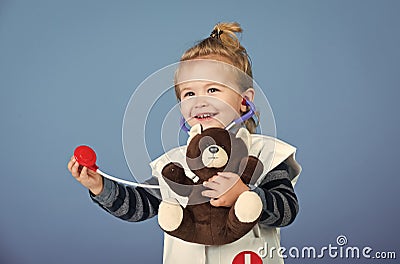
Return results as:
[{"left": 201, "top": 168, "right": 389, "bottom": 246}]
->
[{"left": 211, "top": 22, "right": 244, "bottom": 52}]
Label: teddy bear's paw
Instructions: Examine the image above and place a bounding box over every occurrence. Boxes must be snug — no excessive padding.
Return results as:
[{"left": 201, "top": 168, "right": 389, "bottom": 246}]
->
[
  {"left": 158, "top": 199, "right": 183, "bottom": 232},
  {"left": 234, "top": 191, "right": 262, "bottom": 223}
]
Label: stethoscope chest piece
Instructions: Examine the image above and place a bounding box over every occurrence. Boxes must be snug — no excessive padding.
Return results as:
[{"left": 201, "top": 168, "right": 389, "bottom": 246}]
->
[{"left": 74, "top": 145, "right": 99, "bottom": 171}]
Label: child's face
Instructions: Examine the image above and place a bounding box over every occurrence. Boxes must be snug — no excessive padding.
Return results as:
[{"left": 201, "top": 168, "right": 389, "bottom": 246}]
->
[
  {"left": 179, "top": 81, "right": 243, "bottom": 129},
  {"left": 176, "top": 59, "right": 253, "bottom": 130}
]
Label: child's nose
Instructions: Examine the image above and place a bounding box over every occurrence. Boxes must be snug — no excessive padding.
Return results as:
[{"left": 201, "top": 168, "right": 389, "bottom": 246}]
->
[
  {"left": 195, "top": 102, "right": 207, "bottom": 108},
  {"left": 193, "top": 97, "right": 209, "bottom": 108}
]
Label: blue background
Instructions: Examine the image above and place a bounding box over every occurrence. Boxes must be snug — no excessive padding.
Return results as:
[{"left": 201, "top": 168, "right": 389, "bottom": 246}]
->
[{"left": 1, "top": 0, "right": 399, "bottom": 263}]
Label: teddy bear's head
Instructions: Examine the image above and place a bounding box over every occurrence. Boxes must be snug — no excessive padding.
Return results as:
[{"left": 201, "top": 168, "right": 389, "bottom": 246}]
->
[{"left": 185, "top": 124, "right": 251, "bottom": 182}]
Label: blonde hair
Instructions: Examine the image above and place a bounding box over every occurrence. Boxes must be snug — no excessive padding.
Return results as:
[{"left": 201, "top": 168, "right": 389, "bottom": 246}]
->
[{"left": 177, "top": 22, "right": 259, "bottom": 133}]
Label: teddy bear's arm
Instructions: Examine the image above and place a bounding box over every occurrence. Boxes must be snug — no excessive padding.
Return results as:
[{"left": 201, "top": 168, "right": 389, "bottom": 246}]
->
[
  {"left": 239, "top": 156, "right": 264, "bottom": 184},
  {"left": 162, "top": 162, "right": 195, "bottom": 185},
  {"left": 162, "top": 162, "right": 195, "bottom": 196}
]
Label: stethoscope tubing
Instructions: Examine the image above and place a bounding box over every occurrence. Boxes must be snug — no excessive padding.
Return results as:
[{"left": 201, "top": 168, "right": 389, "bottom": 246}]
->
[{"left": 97, "top": 169, "right": 161, "bottom": 189}]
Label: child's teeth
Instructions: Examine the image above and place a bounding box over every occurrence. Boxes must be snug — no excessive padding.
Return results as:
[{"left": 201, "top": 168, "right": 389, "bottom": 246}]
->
[{"left": 195, "top": 113, "right": 215, "bottom": 119}]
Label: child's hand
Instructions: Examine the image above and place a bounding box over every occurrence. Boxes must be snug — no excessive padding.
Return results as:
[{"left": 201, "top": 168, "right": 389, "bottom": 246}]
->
[
  {"left": 201, "top": 172, "right": 250, "bottom": 207},
  {"left": 67, "top": 156, "right": 104, "bottom": 195}
]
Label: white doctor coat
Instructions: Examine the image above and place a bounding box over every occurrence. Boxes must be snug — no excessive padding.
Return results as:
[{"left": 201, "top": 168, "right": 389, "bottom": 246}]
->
[{"left": 150, "top": 134, "right": 302, "bottom": 264}]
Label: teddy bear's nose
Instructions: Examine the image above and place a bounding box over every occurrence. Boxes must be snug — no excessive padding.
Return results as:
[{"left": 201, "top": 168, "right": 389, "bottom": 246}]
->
[{"left": 208, "top": 146, "right": 219, "bottom": 154}]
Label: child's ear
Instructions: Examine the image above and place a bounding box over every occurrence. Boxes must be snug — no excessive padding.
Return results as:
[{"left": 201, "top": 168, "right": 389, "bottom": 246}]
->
[
  {"left": 241, "top": 88, "right": 255, "bottom": 113},
  {"left": 236, "top": 127, "right": 251, "bottom": 150},
  {"left": 187, "top": 124, "right": 203, "bottom": 145}
]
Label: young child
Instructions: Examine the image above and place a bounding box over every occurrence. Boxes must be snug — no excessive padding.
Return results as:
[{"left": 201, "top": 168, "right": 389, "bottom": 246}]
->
[{"left": 67, "top": 22, "right": 301, "bottom": 264}]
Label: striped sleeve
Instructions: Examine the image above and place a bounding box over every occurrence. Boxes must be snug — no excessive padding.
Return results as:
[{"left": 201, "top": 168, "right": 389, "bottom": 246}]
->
[
  {"left": 250, "top": 162, "right": 299, "bottom": 227},
  {"left": 90, "top": 177, "right": 161, "bottom": 222}
]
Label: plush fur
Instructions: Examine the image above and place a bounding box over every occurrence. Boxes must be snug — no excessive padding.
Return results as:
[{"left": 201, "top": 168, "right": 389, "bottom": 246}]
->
[{"left": 158, "top": 125, "right": 264, "bottom": 245}]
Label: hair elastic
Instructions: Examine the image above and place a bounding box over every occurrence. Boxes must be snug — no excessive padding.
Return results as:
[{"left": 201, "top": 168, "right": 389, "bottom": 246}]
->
[{"left": 210, "top": 28, "right": 223, "bottom": 39}]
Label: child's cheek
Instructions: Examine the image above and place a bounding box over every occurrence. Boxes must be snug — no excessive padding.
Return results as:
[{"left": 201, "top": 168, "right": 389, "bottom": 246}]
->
[
  {"left": 214, "top": 99, "right": 241, "bottom": 122},
  {"left": 179, "top": 100, "right": 192, "bottom": 120}
]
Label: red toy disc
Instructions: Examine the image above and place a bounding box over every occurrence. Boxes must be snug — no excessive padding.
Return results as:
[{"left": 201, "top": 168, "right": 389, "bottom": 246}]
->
[{"left": 74, "top": 145, "right": 99, "bottom": 171}]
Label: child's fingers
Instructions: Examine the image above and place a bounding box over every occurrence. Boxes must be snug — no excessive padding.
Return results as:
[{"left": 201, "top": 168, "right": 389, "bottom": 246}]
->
[
  {"left": 215, "top": 172, "right": 241, "bottom": 186},
  {"left": 210, "top": 176, "right": 226, "bottom": 185},
  {"left": 71, "top": 161, "right": 79, "bottom": 177},
  {"left": 210, "top": 198, "right": 224, "bottom": 207},
  {"left": 201, "top": 189, "right": 219, "bottom": 198},
  {"left": 67, "top": 156, "right": 75, "bottom": 170},
  {"left": 206, "top": 174, "right": 234, "bottom": 186},
  {"left": 207, "top": 176, "right": 218, "bottom": 182},
  {"left": 80, "top": 166, "right": 89, "bottom": 181},
  {"left": 67, "top": 156, "right": 75, "bottom": 171},
  {"left": 87, "top": 168, "right": 98, "bottom": 177},
  {"left": 67, "top": 160, "right": 73, "bottom": 172},
  {"left": 89, "top": 171, "right": 102, "bottom": 182},
  {"left": 217, "top": 171, "right": 238, "bottom": 179},
  {"left": 203, "top": 180, "right": 220, "bottom": 190}
]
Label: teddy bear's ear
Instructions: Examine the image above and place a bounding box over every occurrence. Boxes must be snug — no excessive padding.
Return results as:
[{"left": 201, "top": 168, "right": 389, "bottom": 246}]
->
[
  {"left": 236, "top": 127, "right": 252, "bottom": 150},
  {"left": 187, "top": 124, "right": 203, "bottom": 145}
]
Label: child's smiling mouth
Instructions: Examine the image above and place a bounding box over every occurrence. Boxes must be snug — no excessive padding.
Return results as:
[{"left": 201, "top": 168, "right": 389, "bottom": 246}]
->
[{"left": 193, "top": 112, "right": 217, "bottom": 121}]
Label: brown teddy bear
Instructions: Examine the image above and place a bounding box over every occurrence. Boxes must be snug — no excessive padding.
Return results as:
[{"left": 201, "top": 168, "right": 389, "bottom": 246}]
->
[{"left": 157, "top": 124, "right": 264, "bottom": 245}]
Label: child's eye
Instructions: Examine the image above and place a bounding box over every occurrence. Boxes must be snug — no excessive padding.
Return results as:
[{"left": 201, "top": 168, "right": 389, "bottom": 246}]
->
[
  {"left": 183, "top": 91, "right": 195, "bottom": 97},
  {"left": 208, "top": 87, "right": 219, "bottom": 93}
]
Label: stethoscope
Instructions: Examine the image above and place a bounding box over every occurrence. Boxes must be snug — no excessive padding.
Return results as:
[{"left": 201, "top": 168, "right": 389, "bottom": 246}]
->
[{"left": 74, "top": 98, "right": 256, "bottom": 189}]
